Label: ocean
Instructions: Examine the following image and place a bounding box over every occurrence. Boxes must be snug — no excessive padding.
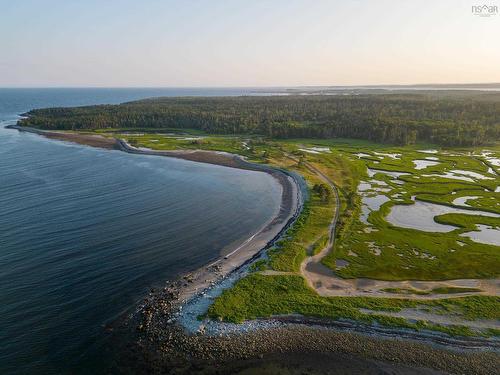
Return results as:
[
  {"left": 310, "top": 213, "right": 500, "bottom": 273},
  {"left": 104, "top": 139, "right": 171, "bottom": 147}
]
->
[{"left": 0, "top": 88, "right": 282, "bottom": 374}]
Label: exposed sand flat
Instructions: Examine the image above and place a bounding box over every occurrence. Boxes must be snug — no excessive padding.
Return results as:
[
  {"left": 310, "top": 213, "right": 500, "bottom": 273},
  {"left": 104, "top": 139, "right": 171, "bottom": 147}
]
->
[
  {"left": 302, "top": 264, "right": 500, "bottom": 299},
  {"left": 7, "top": 125, "right": 117, "bottom": 149}
]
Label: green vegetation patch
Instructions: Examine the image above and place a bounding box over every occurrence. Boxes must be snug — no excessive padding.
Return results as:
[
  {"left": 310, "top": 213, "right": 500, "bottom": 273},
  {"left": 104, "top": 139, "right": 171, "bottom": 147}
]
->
[
  {"left": 321, "top": 145, "right": 500, "bottom": 280},
  {"left": 208, "top": 273, "right": 500, "bottom": 336}
]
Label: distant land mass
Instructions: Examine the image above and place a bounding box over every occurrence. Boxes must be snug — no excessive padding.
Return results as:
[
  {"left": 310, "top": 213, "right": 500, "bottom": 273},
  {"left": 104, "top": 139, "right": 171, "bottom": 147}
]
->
[
  {"left": 19, "top": 90, "right": 500, "bottom": 146},
  {"left": 253, "top": 83, "right": 500, "bottom": 96},
  {"left": 258, "top": 82, "right": 500, "bottom": 93}
]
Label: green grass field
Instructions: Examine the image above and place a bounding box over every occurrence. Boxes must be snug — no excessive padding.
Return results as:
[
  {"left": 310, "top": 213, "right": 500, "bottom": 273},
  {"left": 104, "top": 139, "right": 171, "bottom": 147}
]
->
[{"left": 207, "top": 273, "right": 499, "bottom": 337}]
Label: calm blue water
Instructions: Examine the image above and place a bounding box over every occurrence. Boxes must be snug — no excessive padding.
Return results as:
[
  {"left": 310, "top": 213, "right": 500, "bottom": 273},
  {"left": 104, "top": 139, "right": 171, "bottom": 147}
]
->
[{"left": 0, "top": 89, "right": 281, "bottom": 374}]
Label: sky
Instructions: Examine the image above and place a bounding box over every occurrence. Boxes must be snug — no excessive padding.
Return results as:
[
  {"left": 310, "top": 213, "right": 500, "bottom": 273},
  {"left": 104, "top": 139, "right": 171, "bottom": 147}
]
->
[{"left": 1, "top": 0, "right": 499, "bottom": 87}]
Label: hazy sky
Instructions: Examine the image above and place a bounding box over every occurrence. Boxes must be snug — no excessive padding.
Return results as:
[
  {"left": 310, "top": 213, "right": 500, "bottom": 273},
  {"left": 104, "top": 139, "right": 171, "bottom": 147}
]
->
[{"left": 1, "top": 0, "right": 499, "bottom": 87}]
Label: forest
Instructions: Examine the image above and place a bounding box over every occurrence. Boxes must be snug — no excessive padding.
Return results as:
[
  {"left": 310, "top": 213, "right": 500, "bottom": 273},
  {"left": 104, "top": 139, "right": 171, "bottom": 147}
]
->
[{"left": 19, "top": 91, "right": 500, "bottom": 146}]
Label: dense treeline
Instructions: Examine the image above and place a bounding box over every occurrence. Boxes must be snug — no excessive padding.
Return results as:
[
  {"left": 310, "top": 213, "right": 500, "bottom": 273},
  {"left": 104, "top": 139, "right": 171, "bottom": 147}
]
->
[{"left": 19, "top": 92, "right": 500, "bottom": 146}]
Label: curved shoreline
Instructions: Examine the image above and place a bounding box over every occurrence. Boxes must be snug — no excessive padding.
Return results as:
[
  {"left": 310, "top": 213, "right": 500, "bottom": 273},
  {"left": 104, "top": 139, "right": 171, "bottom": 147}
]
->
[
  {"left": 8, "top": 124, "right": 500, "bottom": 374},
  {"left": 116, "top": 139, "right": 306, "bottom": 303},
  {"left": 7, "top": 124, "right": 305, "bottom": 303}
]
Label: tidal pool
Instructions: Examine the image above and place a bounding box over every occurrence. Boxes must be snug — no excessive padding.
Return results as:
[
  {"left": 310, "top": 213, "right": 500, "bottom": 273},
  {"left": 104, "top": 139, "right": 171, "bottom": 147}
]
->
[
  {"left": 481, "top": 151, "right": 500, "bottom": 167},
  {"left": 354, "top": 152, "right": 371, "bottom": 158},
  {"left": 386, "top": 197, "right": 500, "bottom": 232},
  {"left": 358, "top": 182, "right": 371, "bottom": 192},
  {"left": 298, "top": 148, "right": 320, "bottom": 154},
  {"left": 335, "top": 259, "right": 350, "bottom": 269},
  {"left": 460, "top": 225, "right": 500, "bottom": 246},
  {"left": 298, "top": 146, "right": 331, "bottom": 154},
  {"left": 413, "top": 159, "right": 439, "bottom": 170},
  {"left": 422, "top": 172, "right": 475, "bottom": 183},
  {"left": 452, "top": 196, "right": 479, "bottom": 207},
  {"left": 489, "top": 158, "right": 500, "bottom": 167},
  {"left": 367, "top": 168, "right": 409, "bottom": 179},
  {"left": 360, "top": 194, "right": 390, "bottom": 223},
  {"left": 373, "top": 152, "right": 401, "bottom": 159},
  {"left": 450, "top": 169, "right": 494, "bottom": 180}
]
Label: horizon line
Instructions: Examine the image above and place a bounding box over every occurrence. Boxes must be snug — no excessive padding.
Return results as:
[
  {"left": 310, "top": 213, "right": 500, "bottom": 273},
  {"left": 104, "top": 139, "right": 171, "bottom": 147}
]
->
[{"left": 1, "top": 82, "right": 500, "bottom": 90}]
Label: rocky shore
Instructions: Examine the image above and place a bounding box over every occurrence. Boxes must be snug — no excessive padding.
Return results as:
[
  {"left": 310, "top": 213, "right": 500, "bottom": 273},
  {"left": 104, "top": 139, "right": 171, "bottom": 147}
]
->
[{"left": 108, "top": 280, "right": 499, "bottom": 375}]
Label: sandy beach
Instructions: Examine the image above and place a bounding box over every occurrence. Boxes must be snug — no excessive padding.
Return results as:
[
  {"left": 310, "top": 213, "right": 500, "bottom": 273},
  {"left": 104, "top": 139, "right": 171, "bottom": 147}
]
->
[{"left": 7, "top": 125, "right": 118, "bottom": 149}]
